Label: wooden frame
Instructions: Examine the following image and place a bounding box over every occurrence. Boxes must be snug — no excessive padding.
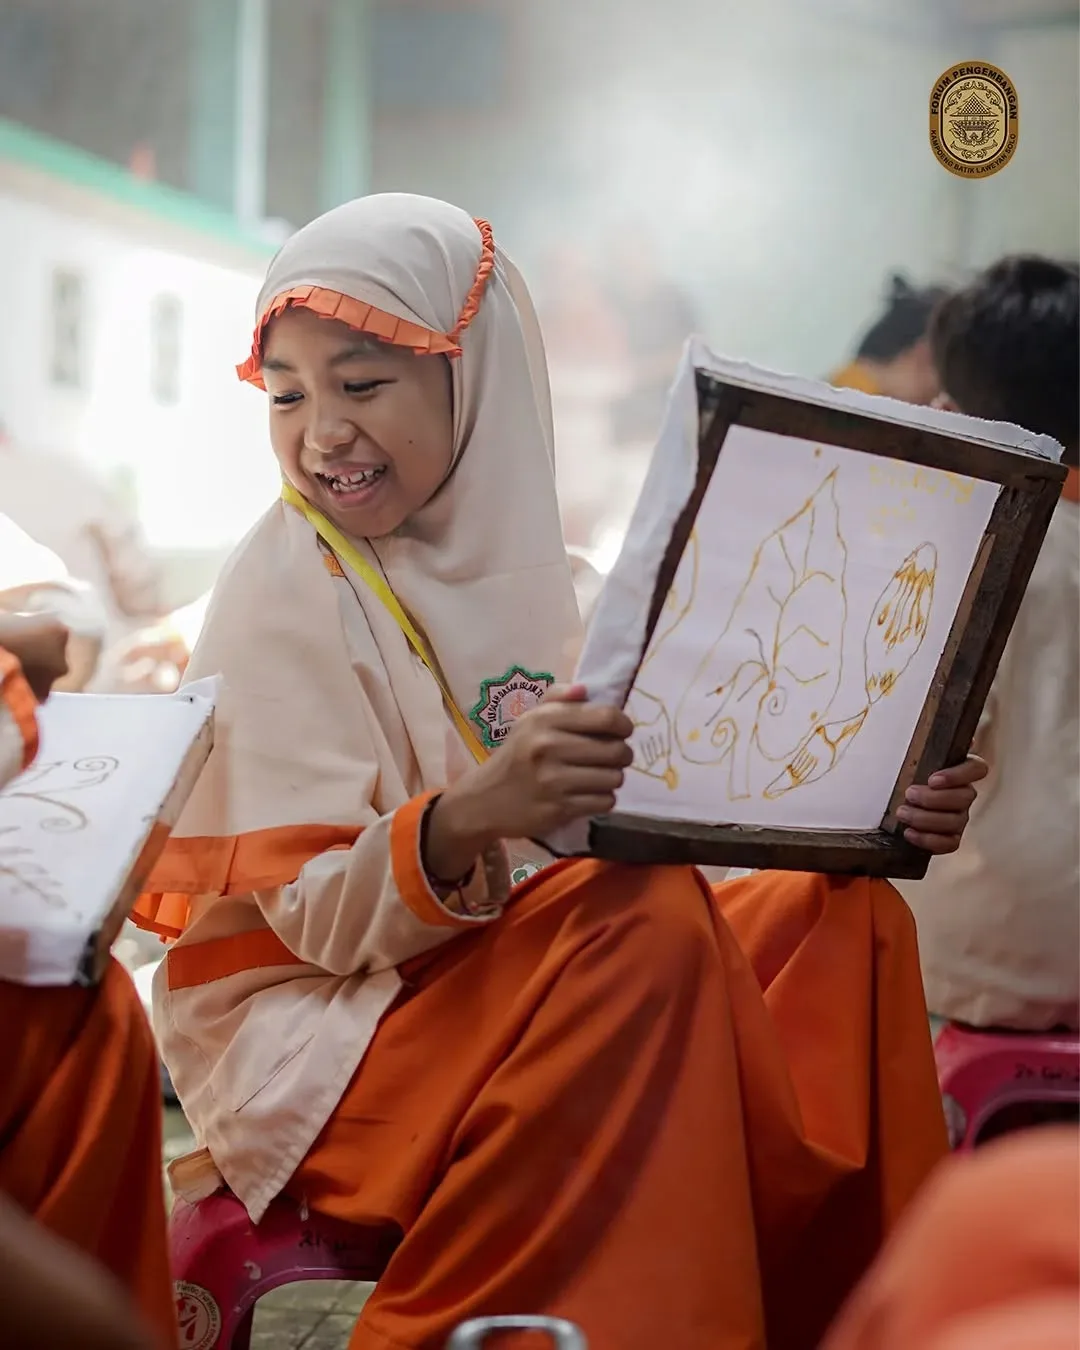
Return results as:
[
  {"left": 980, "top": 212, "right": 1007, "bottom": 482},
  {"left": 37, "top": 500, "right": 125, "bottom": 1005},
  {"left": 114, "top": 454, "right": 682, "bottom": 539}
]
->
[
  {"left": 588, "top": 369, "right": 1065, "bottom": 879},
  {"left": 76, "top": 713, "right": 214, "bottom": 986}
]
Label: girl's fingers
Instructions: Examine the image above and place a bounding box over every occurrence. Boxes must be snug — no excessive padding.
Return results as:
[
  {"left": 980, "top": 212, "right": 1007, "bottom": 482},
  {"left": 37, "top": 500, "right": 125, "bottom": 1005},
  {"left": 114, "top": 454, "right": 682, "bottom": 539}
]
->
[
  {"left": 551, "top": 765, "right": 626, "bottom": 795},
  {"left": 563, "top": 793, "right": 620, "bottom": 820},
  {"left": 904, "top": 784, "right": 977, "bottom": 812},
  {"left": 543, "top": 683, "right": 588, "bottom": 704},
  {"left": 927, "top": 755, "right": 988, "bottom": 789},
  {"left": 546, "top": 702, "right": 634, "bottom": 739},
  {"left": 542, "top": 731, "right": 634, "bottom": 769},
  {"left": 905, "top": 828, "right": 963, "bottom": 855},
  {"left": 897, "top": 806, "right": 969, "bottom": 836}
]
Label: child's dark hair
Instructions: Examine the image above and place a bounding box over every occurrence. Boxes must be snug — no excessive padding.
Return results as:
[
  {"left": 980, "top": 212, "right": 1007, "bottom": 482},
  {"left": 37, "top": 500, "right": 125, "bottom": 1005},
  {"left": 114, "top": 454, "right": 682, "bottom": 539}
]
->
[
  {"left": 929, "top": 255, "right": 1080, "bottom": 460},
  {"left": 856, "top": 275, "right": 949, "bottom": 362}
]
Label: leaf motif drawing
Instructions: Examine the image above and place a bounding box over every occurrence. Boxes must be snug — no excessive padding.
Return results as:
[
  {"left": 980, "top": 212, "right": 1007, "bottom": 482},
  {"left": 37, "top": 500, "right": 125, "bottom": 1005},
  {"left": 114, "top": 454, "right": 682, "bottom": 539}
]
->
[
  {"left": 674, "top": 471, "right": 848, "bottom": 800},
  {"left": 754, "top": 471, "right": 848, "bottom": 762},
  {"left": 864, "top": 543, "right": 937, "bottom": 704},
  {"left": 763, "top": 541, "right": 938, "bottom": 799},
  {"left": 640, "top": 531, "right": 699, "bottom": 673}
]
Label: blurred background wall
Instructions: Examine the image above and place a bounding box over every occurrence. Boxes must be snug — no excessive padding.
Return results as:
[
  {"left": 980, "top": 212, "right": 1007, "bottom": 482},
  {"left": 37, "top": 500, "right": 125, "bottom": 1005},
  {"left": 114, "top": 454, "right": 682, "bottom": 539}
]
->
[{"left": 0, "top": 0, "right": 1075, "bottom": 588}]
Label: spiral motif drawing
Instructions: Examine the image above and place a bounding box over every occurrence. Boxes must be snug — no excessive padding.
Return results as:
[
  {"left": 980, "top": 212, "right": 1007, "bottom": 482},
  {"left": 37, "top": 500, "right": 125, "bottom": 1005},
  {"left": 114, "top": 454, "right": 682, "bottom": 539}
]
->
[
  {"left": 38, "top": 810, "right": 87, "bottom": 834},
  {"left": 3, "top": 756, "right": 121, "bottom": 834},
  {"left": 760, "top": 683, "right": 789, "bottom": 720},
  {"left": 71, "top": 756, "right": 120, "bottom": 777},
  {"left": 0, "top": 755, "right": 125, "bottom": 915}
]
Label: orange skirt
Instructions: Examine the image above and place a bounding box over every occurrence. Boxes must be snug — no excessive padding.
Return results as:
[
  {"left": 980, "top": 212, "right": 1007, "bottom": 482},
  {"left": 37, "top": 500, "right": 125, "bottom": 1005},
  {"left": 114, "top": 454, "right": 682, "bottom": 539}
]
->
[
  {"left": 288, "top": 863, "right": 948, "bottom": 1350},
  {"left": 0, "top": 959, "right": 175, "bottom": 1346}
]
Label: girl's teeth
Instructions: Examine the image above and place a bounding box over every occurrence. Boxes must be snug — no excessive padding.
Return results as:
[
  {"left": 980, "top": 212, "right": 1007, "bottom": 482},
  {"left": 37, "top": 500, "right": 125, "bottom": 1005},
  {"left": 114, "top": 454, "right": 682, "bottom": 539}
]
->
[{"left": 325, "top": 468, "right": 385, "bottom": 491}]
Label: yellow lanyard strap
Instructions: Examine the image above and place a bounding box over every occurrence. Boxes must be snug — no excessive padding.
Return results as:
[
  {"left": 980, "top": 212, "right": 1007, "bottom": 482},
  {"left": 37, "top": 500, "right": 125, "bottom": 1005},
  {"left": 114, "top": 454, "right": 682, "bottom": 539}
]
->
[{"left": 282, "top": 484, "right": 489, "bottom": 765}]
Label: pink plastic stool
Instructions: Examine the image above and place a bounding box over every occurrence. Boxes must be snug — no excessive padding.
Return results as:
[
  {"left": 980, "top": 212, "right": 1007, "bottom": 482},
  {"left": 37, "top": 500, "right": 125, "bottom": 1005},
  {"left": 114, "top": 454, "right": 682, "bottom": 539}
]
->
[
  {"left": 935, "top": 1023, "right": 1080, "bottom": 1150},
  {"left": 170, "top": 1190, "right": 396, "bottom": 1349}
]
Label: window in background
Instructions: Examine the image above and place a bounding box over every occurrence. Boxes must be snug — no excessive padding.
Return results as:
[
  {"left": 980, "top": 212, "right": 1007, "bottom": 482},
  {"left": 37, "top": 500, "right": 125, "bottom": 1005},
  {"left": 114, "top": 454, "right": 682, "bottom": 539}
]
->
[
  {"left": 0, "top": 6, "right": 51, "bottom": 123},
  {"left": 264, "top": 0, "right": 511, "bottom": 226},
  {"left": 49, "top": 267, "right": 85, "bottom": 389},
  {"left": 373, "top": 1, "right": 507, "bottom": 112},
  {"left": 150, "top": 293, "right": 183, "bottom": 405},
  {"left": 0, "top": 0, "right": 190, "bottom": 194}
]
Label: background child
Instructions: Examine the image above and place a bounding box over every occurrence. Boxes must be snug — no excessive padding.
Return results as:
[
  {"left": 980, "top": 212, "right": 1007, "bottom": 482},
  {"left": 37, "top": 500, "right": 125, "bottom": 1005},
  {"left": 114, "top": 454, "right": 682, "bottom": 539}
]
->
[
  {"left": 830, "top": 273, "right": 948, "bottom": 405},
  {"left": 822, "top": 1126, "right": 1079, "bottom": 1350},
  {"left": 898, "top": 255, "right": 1080, "bottom": 1033}
]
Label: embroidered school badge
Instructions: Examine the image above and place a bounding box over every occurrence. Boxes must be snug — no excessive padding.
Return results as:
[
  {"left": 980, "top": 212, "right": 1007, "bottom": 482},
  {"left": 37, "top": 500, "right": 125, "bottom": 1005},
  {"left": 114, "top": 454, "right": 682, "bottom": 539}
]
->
[{"left": 471, "top": 666, "right": 554, "bottom": 749}]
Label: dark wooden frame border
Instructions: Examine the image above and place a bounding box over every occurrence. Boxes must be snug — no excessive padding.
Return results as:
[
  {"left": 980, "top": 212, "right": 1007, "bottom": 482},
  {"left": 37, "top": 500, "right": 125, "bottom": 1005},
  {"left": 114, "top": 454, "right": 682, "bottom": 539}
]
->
[
  {"left": 76, "top": 712, "right": 215, "bottom": 987},
  {"left": 588, "top": 369, "right": 1065, "bottom": 879}
]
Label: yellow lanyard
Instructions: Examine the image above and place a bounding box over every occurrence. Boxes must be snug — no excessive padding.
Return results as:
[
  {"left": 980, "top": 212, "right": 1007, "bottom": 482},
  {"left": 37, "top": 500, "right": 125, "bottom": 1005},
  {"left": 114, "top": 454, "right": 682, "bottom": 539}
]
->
[{"left": 282, "top": 483, "right": 489, "bottom": 765}]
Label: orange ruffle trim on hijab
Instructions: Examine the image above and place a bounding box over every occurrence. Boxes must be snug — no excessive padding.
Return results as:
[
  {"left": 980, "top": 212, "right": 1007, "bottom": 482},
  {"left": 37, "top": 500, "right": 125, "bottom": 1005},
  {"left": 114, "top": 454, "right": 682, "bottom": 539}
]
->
[{"left": 236, "top": 219, "right": 496, "bottom": 389}]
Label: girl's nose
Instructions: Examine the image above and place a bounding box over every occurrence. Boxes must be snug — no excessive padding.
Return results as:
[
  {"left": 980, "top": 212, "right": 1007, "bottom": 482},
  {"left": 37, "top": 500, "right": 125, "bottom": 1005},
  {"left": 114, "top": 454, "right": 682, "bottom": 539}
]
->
[{"left": 306, "top": 415, "right": 356, "bottom": 456}]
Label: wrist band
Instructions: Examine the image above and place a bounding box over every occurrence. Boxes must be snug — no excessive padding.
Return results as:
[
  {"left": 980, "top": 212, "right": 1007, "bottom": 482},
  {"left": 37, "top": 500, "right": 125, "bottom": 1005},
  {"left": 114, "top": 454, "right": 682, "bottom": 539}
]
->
[{"left": 420, "top": 794, "right": 477, "bottom": 893}]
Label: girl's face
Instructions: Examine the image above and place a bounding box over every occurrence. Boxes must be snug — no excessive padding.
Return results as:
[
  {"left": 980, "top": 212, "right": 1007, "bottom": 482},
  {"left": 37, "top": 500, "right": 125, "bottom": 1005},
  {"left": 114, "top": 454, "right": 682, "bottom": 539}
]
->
[{"left": 261, "top": 306, "right": 454, "bottom": 538}]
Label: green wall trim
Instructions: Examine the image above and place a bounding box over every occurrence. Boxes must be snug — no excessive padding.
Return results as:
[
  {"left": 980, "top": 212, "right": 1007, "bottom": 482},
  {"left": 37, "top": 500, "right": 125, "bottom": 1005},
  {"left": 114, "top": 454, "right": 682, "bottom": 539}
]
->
[{"left": 0, "top": 116, "right": 275, "bottom": 260}]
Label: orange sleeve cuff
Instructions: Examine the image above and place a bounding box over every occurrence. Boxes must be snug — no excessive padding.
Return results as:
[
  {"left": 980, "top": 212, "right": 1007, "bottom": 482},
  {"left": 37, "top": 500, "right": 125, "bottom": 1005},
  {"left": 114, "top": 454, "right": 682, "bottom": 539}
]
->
[
  {"left": 390, "top": 790, "right": 506, "bottom": 930},
  {"left": 0, "top": 648, "right": 39, "bottom": 770}
]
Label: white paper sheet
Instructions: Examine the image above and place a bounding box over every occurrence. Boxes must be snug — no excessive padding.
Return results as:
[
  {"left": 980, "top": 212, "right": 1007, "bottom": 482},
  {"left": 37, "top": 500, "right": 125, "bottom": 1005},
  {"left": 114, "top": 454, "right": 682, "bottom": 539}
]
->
[
  {"left": 0, "top": 679, "right": 217, "bottom": 985},
  {"left": 544, "top": 340, "right": 1062, "bottom": 854},
  {"left": 618, "top": 430, "right": 998, "bottom": 828}
]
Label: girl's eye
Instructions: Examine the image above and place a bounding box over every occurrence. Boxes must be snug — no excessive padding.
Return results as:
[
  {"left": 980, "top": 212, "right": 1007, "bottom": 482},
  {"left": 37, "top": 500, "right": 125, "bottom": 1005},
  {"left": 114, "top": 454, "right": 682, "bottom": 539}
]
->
[
  {"left": 344, "top": 379, "right": 388, "bottom": 397},
  {"left": 270, "top": 392, "right": 302, "bottom": 407}
]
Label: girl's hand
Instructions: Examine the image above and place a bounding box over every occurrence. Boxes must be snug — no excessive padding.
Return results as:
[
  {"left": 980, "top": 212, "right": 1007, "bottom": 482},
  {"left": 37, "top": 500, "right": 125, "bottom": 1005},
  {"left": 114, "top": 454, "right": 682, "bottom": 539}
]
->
[
  {"left": 425, "top": 685, "right": 633, "bottom": 880},
  {"left": 897, "top": 755, "right": 988, "bottom": 854}
]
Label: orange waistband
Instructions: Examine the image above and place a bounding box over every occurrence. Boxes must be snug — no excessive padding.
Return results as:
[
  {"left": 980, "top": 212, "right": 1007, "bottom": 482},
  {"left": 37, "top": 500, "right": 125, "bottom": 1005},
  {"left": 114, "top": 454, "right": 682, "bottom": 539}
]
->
[
  {"left": 0, "top": 649, "right": 39, "bottom": 771},
  {"left": 167, "top": 928, "right": 305, "bottom": 991}
]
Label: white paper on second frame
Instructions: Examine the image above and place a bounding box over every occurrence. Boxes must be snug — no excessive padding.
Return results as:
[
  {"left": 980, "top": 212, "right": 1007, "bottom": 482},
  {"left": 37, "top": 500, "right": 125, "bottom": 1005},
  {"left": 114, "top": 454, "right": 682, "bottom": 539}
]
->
[
  {"left": 0, "top": 679, "right": 217, "bottom": 985},
  {"left": 615, "top": 428, "right": 1000, "bottom": 830}
]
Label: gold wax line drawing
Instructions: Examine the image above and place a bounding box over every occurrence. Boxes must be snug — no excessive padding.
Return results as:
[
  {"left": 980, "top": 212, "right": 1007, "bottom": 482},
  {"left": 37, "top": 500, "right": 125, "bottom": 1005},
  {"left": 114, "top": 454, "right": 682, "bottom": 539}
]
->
[
  {"left": 642, "top": 528, "right": 700, "bottom": 674},
  {"left": 624, "top": 530, "right": 699, "bottom": 791},
  {"left": 674, "top": 469, "right": 851, "bottom": 801},
  {"left": 764, "top": 541, "right": 936, "bottom": 797},
  {"left": 624, "top": 468, "right": 938, "bottom": 801}
]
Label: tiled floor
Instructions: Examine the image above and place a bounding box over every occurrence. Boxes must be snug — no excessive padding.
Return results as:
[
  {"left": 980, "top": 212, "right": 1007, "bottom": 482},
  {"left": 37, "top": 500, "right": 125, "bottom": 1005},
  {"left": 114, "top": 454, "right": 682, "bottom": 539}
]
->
[
  {"left": 251, "top": 1281, "right": 372, "bottom": 1349},
  {"left": 164, "top": 1108, "right": 365, "bottom": 1346}
]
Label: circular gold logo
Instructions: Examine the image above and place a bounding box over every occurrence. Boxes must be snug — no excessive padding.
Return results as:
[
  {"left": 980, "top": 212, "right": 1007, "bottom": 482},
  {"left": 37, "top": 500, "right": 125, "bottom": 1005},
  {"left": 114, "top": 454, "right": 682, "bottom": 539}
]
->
[{"left": 929, "top": 62, "right": 1019, "bottom": 178}]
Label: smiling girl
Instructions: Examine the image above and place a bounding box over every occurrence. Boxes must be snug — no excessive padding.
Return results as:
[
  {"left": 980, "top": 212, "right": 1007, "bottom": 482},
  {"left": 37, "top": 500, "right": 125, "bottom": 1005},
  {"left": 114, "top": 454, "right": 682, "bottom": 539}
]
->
[{"left": 134, "top": 194, "right": 985, "bottom": 1350}]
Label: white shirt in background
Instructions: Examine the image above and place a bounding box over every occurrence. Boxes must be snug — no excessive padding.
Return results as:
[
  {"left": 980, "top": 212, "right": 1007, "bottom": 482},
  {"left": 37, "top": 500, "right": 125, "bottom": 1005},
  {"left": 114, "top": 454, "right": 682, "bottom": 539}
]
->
[{"left": 897, "top": 498, "right": 1080, "bottom": 1032}]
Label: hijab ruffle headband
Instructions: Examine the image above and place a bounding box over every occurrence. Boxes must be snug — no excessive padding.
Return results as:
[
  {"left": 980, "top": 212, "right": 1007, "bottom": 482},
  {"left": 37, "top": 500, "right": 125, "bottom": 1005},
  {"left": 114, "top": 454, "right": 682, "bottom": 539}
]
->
[{"left": 236, "top": 218, "right": 496, "bottom": 387}]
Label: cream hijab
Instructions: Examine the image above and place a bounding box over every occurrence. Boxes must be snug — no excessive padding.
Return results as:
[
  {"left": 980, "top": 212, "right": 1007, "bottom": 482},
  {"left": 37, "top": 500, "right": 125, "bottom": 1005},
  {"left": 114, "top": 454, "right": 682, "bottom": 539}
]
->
[{"left": 138, "top": 195, "right": 581, "bottom": 917}]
